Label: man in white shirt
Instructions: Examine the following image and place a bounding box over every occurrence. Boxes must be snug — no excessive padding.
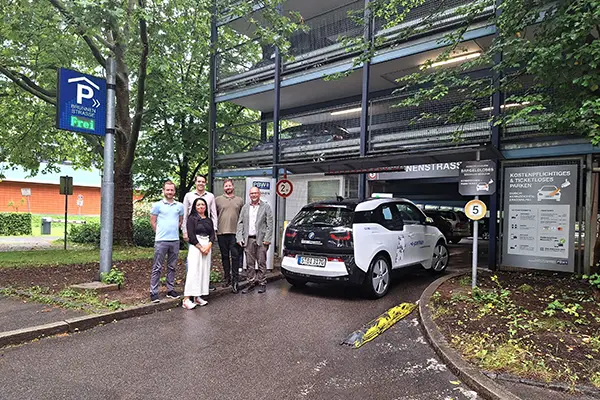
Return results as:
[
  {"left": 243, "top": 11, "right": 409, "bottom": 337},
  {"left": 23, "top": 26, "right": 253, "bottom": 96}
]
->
[
  {"left": 182, "top": 175, "right": 217, "bottom": 240},
  {"left": 236, "top": 186, "right": 273, "bottom": 294}
]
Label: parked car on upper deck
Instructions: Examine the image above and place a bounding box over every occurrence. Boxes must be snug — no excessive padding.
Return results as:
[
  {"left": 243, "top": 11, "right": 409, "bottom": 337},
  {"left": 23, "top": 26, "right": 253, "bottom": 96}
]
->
[{"left": 281, "top": 197, "right": 449, "bottom": 298}]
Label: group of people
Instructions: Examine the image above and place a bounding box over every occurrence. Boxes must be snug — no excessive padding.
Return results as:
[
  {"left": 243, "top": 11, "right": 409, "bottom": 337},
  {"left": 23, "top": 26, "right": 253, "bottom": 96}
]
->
[{"left": 149, "top": 176, "right": 274, "bottom": 310}]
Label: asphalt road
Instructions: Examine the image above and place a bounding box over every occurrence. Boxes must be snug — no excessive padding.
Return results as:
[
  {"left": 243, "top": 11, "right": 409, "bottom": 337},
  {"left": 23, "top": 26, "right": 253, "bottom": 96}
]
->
[{"left": 0, "top": 261, "right": 480, "bottom": 400}]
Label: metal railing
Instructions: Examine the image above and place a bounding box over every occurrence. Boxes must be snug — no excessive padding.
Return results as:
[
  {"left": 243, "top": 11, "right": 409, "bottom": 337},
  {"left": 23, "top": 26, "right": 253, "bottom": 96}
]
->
[{"left": 216, "top": 0, "right": 494, "bottom": 92}]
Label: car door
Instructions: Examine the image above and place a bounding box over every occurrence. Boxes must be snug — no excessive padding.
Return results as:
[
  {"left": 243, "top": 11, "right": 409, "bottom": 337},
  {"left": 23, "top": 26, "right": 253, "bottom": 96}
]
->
[
  {"left": 376, "top": 203, "right": 410, "bottom": 268},
  {"left": 395, "top": 202, "right": 429, "bottom": 265}
]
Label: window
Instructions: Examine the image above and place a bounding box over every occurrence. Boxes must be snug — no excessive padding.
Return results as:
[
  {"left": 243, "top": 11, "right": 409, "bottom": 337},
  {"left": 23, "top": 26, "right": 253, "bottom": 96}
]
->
[
  {"left": 307, "top": 180, "right": 339, "bottom": 203},
  {"left": 379, "top": 204, "right": 404, "bottom": 230},
  {"left": 344, "top": 175, "right": 359, "bottom": 199},
  {"left": 396, "top": 203, "right": 424, "bottom": 225},
  {"left": 292, "top": 206, "right": 354, "bottom": 228}
]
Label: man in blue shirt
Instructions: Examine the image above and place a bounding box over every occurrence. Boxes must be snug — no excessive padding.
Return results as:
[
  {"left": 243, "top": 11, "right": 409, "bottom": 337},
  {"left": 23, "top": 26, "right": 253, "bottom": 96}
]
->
[{"left": 150, "top": 181, "right": 184, "bottom": 303}]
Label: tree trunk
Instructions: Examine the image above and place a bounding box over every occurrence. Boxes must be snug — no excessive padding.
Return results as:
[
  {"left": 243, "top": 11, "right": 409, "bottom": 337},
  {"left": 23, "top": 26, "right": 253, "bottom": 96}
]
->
[
  {"left": 112, "top": 57, "right": 135, "bottom": 245},
  {"left": 114, "top": 166, "right": 134, "bottom": 245}
]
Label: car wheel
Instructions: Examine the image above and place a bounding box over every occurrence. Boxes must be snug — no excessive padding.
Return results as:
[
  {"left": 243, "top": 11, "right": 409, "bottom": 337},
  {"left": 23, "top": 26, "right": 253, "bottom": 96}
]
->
[
  {"left": 364, "top": 255, "right": 391, "bottom": 299},
  {"left": 430, "top": 241, "right": 449, "bottom": 274},
  {"left": 286, "top": 278, "right": 307, "bottom": 288}
]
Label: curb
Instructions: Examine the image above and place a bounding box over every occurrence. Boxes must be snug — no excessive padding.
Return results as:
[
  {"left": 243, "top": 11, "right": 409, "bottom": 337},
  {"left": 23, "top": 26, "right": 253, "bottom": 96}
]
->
[
  {"left": 0, "top": 272, "right": 284, "bottom": 349},
  {"left": 418, "top": 271, "right": 522, "bottom": 400}
]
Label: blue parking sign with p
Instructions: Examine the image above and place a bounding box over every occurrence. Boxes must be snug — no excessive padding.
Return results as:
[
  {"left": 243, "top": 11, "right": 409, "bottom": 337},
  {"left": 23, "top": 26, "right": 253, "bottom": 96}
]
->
[{"left": 56, "top": 68, "right": 107, "bottom": 136}]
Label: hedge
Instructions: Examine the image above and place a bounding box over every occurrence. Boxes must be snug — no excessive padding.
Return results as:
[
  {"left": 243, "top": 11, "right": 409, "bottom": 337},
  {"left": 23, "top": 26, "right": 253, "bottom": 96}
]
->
[
  {"left": 0, "top": 213, "right": 33, "bottom": 236},
  {"left": 70, "top": 218, "right": 155, "bottom": 247}
]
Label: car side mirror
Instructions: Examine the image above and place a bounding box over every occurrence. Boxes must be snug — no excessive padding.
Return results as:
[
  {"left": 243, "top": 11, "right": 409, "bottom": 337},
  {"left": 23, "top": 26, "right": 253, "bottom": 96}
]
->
[{"left": 425, "top": 217, "right": 434, "bottom": 225}]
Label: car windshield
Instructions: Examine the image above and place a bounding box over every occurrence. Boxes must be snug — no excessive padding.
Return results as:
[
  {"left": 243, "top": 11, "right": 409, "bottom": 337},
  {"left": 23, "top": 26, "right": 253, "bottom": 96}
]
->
[
  {"left": 292, "top": 206, "right": 354, "bottom": 228},
  {"left": 540, "top": 186, "right": 557, "bottom": 191}
]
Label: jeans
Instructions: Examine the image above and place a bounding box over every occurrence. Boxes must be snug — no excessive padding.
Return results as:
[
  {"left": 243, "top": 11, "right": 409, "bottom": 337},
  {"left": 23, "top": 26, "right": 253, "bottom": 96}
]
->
[
  {"left": 217, "top": 234, "right": 240, "bottom": 283},
  {"left": 150, "top": 240, "right": 179, "bottom": 295}
]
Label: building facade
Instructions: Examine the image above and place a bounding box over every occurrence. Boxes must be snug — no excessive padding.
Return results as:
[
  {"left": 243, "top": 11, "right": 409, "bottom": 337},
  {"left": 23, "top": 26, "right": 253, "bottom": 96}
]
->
[{"left": 209, "top": 0, "right": 600, "bottom": 274}]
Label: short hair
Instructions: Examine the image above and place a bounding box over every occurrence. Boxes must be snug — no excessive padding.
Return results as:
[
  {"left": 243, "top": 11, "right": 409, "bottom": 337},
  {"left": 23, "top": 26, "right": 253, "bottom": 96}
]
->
[
  {"left": 223, "top": 179, "right": 234, "bottom": 186},
  {"left": 163, "top": 180, "right": 176, "bottom": 190},
  {"left": 195, "top": 175, "right": 207, "bottom": 183}
]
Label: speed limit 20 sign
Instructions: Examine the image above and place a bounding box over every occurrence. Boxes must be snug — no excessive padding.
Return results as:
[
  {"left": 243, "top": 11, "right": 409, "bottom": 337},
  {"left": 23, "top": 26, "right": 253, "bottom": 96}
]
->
[
  {"left": 465, "top": 199, "right": 487, "bottom": 221},
  {"left": 276, "top": 179, "right": 293, "bottom": 198}
]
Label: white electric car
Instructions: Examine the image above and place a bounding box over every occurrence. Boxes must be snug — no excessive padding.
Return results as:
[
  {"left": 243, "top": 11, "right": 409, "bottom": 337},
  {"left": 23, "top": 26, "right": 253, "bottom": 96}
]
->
[{"left": 281, "top": 198, "right": 449, "bottom": 298}]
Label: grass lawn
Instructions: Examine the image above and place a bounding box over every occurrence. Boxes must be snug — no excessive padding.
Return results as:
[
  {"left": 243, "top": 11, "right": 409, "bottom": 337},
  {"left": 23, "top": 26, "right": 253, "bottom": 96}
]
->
[
  {"left": 0, "top": 245, "right": 166, "bottom": 268},
  {"left": 30, "top": 214, "right": 100, "bottom": 237}
]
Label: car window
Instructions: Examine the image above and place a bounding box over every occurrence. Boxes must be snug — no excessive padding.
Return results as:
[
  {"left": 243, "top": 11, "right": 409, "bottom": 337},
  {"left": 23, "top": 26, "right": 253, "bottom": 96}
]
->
[
  {"left": 292, "top": 206, "right": 354, "bottom": 228},
  {"left": 396, "top": 203, "right": 424, "bottom": 224},
  {"left": 540, "top": 185, "right": 557, "bottom": 191},
  {"left": 379, "top": 204, "right": 404, "bottom": 231},
  {"left": 456, "top": 212, "right": 469, "bottom": 223},
  {"left": 438, "top": 211, "right": 456, "bottom": 221}
]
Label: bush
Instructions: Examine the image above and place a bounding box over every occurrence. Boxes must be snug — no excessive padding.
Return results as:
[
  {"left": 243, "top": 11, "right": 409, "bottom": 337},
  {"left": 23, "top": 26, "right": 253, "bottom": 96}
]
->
[
  {"left": 133, "top": 218, "right": 155, "bottom": 247},
  {"left": 70, "top": 222, "right": 101, "bottom": 245},
  {"left": 69, "top": 217, "right": 156, "bottom": 248},
  {"left": 0, "top": 213, "right": 32, "bottom": 235}
]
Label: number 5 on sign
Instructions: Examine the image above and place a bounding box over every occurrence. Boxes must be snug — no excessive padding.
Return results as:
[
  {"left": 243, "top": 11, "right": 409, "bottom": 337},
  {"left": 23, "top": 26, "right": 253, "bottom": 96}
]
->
[{"left": 465, "top": 199, "right": 487, "bottom": 221}]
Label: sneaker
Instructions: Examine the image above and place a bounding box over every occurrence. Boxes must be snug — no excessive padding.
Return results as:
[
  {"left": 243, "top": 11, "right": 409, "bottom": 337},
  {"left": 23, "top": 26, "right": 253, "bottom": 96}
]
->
[
  {"left": 194, "top": 297, "right": 208, "bottom": 306},
  {"left": 182, "top": 298, "right": 196, "bottom": 310},
  {"left": 258, "top": 285, "right": 266, "bottom": 294},
  {"left": 209, "top": 285, "right": 216, "bottom": 292},
  {"left": 167, "top": 291, "right": 180, "bottom": 299},
  {"left": 150, "top": 294, "right": 160, "bottom": 303}
]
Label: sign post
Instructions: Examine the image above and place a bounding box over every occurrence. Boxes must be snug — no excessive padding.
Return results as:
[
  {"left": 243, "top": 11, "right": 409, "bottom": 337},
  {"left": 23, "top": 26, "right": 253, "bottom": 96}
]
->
[
  {"left": 459, "top": 154, "right": 496, "bottom": 288},
  {"left": 77, "top": 194, "right": 84, "bottom": 215},
  {"left": 99, "top": 59, "right": 116, "bottom": 278},
  {"left": 21, "top": 188, "right": 31, "bottom": 213},
  {"left": 56, "top": 62, "right": 113, "bottom": 277},
  {"left": 59, "top": 176, "right": 73, "bottom": 250}
]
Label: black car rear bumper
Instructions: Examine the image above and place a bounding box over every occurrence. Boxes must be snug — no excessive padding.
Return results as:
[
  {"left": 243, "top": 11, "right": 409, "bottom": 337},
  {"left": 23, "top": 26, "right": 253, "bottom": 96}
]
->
[{"left": 281, "top": 254, "right": 366, "bottom": 286}]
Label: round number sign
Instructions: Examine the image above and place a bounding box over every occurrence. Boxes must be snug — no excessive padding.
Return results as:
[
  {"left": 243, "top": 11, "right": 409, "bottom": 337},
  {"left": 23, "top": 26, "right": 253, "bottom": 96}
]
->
[
  {"left": 276, "top": 179, "right": 293, "bottom": 198},
  {"left": 465, "top": 199, "right": 487, "bottom": 221}
]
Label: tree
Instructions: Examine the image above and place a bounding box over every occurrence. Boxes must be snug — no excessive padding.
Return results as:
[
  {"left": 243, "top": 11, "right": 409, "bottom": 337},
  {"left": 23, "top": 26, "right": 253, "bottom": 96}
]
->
[
  {"left": 1, "top": 0, "right": 152, "bottom": 244},
  {"left": 133, "top": 1, "right": 270, "bottom": 202}
]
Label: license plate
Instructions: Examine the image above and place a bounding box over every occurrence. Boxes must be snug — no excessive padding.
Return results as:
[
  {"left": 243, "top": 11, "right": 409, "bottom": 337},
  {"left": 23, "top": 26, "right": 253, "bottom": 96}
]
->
[{"left": 297, "top": 256, "right": 327, "bottom": 267}]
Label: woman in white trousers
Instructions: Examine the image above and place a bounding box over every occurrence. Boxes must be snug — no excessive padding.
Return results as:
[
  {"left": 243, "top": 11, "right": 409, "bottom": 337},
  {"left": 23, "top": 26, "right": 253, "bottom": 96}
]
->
[{"left": 183, "top": 197, "right": 215, "bottom": 310}]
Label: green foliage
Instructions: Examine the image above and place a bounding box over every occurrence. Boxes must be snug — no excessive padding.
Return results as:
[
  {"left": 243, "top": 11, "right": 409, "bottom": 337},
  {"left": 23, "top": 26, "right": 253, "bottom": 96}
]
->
[
  {"left": 133, "top": 218, "right": 155, "bottom": 248},
  {"left": 517, "top": 284, "right": 534, "bottom": 293},
  {"left": 543, "top": 300, "right": 583, "bottom": 318},
  {"left": 70, "top": 223, "right": 101, "bottom": 245},
  {"left": 0, "top": 246, "right": 159, "bottom": 269},
  {"left": 337, "top": 0, "right": 600, "bottom": 142},
  {"left": 210, "top": 268, "right": 222, "bottom": 283},
  {"left": 1, "top": 286, "right": 124, "bottom": 312},
  {"left": 69, "top": 219, "right": 155, "bottom": 247},
  {"left": 582, "top": 273, "right": 600, "bottom": 289},
  {"left": 0, "top": 212, "right": 32, "bottom": 236},
  {"left": 100, "top": 267, "right": 125, "bottom": 287}
]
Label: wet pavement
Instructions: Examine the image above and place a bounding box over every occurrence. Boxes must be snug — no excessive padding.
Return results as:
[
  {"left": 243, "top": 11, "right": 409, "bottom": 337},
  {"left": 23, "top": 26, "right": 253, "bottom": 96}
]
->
[{"left": 0, "top": 265, "right": 480, "bottom": 400}]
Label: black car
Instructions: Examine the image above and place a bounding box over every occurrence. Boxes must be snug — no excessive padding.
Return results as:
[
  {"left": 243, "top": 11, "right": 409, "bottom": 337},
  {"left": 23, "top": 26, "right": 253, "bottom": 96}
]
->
[{"left": 252, "top": 123, "right": 354, "bottom": 151}]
